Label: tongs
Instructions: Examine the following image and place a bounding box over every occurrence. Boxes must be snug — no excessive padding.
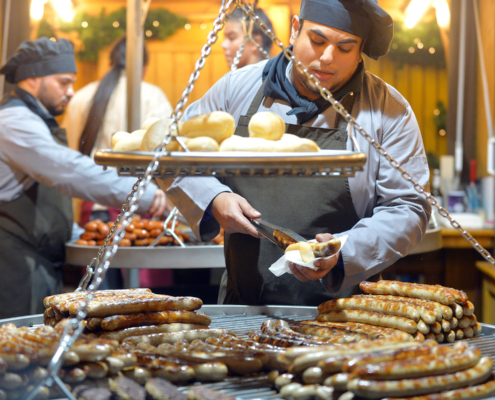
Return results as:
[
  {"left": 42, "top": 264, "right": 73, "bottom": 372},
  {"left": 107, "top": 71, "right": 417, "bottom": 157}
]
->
[{"left": 248, "top": 217, "right": 306, "bottom": 250}]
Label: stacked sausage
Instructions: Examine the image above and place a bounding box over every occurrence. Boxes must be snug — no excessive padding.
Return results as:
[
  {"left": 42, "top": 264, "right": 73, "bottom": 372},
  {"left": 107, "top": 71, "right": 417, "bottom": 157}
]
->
[
  {"left": 43, "top": 289, "right": 211, "bottom": 342},
  {"left": 74, "top": 216, "right": 190, "bottom": 247},
  {"left": 272, "top": 338, "right": 495, "bottom": 400},
  {"left": 316, "top": 280, "right": 480, "bottom": 343},
  {"left": 0, "top": 321, "right": 131, "bottom": 399}
]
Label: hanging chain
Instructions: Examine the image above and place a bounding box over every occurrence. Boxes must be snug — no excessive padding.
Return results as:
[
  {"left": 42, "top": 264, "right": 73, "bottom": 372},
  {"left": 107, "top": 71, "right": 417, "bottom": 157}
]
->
[
  {"left": 238, "top": 0, "right": 495, "bottom": 266},
  {"left": 231, "top": 12, "right": 269, "bottom": 71}
]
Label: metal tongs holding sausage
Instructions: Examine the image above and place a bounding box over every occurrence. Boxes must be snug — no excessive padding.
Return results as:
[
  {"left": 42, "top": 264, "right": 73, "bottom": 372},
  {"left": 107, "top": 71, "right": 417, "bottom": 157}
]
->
[{"left": 248, "top": 217, "right": 342, "bottom": 263}]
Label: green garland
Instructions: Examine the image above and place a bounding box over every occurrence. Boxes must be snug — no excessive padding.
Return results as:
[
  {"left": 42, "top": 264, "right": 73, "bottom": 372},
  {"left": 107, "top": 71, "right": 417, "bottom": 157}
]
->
[
  {"left": 386, "top": 19, "right": 446, "bottom": 69},
  {"left": 38, "top": 7, "right": 187, "bottom": 62}
]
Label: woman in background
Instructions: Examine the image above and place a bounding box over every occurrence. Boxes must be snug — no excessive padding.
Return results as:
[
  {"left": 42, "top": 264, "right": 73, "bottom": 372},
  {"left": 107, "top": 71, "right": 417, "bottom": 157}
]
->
[
  {"left": 221, "top": 7, "right": 274, "bottom": 69},
  {"left": 63, "top": 36, "right": 173, "bottom": 289}
]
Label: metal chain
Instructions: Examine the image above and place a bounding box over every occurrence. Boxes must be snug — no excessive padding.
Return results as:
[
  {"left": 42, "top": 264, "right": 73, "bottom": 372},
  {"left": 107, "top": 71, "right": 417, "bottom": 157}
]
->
[
  {"left": 231, "top": 11, "right": 269, "bottom": 71},
  {"left": 238, "top": 0, "right": 495, "bottom": 266},
  {"left": 32, "top": 4, "right": 238, "bottom": 398}
]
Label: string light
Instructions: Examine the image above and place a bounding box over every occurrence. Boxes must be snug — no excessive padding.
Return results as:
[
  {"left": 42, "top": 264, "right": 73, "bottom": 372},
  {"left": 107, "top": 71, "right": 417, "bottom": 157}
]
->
[
  {"left": 145, "top": 30, "right": 152, "bottom": 37},
  {"left": 30, "top": 0, "right": 47, "bottom": 21},
  {"left": 429, "top": 47, "right": 436, "bottom": 54},
  {"left": 408, "top": 47, "right": 415, "bottom": 53},
  {"left": 153, "top": 21, "right": 159, "bottom": 27},
  {"left": 439, "top": 129, "right": 446, "bottom": 136},
  {"left": 113, "top": 21, "right": 119, "bottom": 28},
  {"left": 51, "top": 0, "right": 74, "bottom": 22},
  {"left": 417, "top": 42, "right": 424, "bottom": 49},
  {"left": 81, "top": 21, "right": 88, "bottom": 28},
  {"left": 184, "top": 23, "right": 191, "bottom": 30},
  {"left": 200, "top": 23, "right": 207, "bottom": 30},
  {"left": 434, "top": 0, "right": 450, "bottom": 29},
  {"left": 405, "top": 0, "right": 434, "bottom": 29}
]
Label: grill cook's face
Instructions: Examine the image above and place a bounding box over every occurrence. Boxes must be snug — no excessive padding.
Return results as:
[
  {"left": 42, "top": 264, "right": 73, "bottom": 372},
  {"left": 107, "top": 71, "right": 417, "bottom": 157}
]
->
[
  {"left": 38, "top": 73, "right": 76, "bottom": 116},
  {"left": 289, "top": 17, "right": 362, "bottom": 100}
]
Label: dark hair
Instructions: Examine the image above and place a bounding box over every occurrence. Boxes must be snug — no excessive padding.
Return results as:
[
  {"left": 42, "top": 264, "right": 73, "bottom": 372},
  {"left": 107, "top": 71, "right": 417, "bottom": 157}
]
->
[
  {"left": 227, "top": 8, "right": 274, "bottom": 54},
  {"left": 78, "top": 36, "right": 149, "bottom": 155}
]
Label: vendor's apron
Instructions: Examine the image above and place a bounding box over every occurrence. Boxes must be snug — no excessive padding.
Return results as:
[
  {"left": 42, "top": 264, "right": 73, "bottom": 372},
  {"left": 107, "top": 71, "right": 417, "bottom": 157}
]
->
[
  {"left": 0, "top": 100, "right": 72, "bottom": 318},
  {"left": 221, "top": 83, "right": 368, "bottom": 306}
]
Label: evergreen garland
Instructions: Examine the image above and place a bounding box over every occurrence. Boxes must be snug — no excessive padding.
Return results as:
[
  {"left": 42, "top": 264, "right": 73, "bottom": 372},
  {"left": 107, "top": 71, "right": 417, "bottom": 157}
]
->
[
  {"left": 386, "top": 19, "right": 446, "bottom": 69},
  {"left": 37, "top": 7, "right": 187, "bottom": 62}
]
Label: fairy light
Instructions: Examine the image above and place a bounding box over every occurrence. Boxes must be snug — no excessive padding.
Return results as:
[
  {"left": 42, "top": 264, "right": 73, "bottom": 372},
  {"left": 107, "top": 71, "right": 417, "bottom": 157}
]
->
[
  {"left": 113, "top": 21, "right": 119, "bottom": 28},
  {"left": 30, "top": 0, "right": 47, "bottom": 21},
  {"left": 51, "top": 0, "right": 74, "bottom": 22},
  {"left": 434, "top": 0, "right": 450, "bottom": 29},
  {"left": 81, "top": 21, "right": 88, "bottom": 28},
  {"left": 405, "top": 0, "right": 434, "bottom": 29},
  {"left": 184, "top": 23, "right": 191, "bottom": 30}
]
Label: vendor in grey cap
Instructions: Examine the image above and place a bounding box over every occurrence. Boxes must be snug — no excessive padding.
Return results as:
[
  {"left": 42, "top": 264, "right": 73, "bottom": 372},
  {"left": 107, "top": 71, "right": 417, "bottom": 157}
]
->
[
  {"left": 164, "top": 0, "right": 431, "bottom": 306},
  {"left": 0, "top": 37, "right": 168, "bottom": 318}
]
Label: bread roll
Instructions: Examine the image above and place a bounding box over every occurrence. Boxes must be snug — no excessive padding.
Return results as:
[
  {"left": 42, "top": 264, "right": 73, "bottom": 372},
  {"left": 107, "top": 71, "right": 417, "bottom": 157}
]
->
[
  {"left": 185, "top": 136, "right": 219, "bottom": 152},
  {"left": 111, "top": 131, "right": 131, "bottom": 149},
  {"left": 141, "top": 117, "right": 161, "bottom": 131},
  {"left": 219, "top": 135, "right": 277, "bottom": 152},
  {"left": 113, "top": 135, "right": 143, "bottom": 152},
  {"left": 276, "top": 138, "right": 320, "bottom": 152},
  {"left": 248, "top": 112, "right": 285, "bottom": 141},
  {"left": 182, "top": 111, "right": 235, "bottom": 143},
  {"left": 141, "top": 118, "right": 184, "bottom": 151},
  {"left": 131, "top": 129, "right": 146, "bottom": 137}
]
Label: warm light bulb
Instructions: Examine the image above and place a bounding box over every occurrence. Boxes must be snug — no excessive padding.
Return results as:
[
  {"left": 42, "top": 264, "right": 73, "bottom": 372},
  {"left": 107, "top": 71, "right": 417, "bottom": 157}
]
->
[
  {"left": 434, "top": 0, "right": 450, "bottom": 29},
  {"left": 405, "top": 0, "right": 434, "bottom": 29},
  {"left": 30, "top": 0, "right": 46, "bottom": 21},
  {"left": 51, "top": 0, "right": 74, "bottom": 22}
]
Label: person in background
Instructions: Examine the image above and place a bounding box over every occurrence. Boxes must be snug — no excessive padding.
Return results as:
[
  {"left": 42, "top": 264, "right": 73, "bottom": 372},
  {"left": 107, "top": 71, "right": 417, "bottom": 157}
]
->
[
  {"left": 221, "top": 7, "right": 274, "bottom": 69},
  {"left": 62, "top": 36, "right": 174, "bottom": 290},
  {"left": 0, "top": 37, "right": 168, "bottom": 318},
  {"left": 165, "top": 0, "right": 431, "bottom": 306}
]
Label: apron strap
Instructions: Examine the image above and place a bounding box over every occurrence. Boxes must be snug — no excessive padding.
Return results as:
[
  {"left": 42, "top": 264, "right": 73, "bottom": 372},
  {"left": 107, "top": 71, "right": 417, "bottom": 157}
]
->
[
  {"left": 335, "top": 93, "right": 356, "bottom": 130},
  {"left": 237, "top": 81, "right": 267, "bottom": 130}
]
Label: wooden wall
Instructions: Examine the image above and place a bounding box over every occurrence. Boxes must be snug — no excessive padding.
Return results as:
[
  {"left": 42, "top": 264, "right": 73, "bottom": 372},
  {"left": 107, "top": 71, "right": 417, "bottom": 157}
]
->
[{"left": 72, "top": 0, "right": 448, "bottom": 159}]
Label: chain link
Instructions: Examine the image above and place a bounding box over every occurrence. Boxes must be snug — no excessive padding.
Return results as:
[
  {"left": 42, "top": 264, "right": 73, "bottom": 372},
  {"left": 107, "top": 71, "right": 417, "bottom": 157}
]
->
[{"left": 239, "top": 0, "right": 495, "bottom": 267}]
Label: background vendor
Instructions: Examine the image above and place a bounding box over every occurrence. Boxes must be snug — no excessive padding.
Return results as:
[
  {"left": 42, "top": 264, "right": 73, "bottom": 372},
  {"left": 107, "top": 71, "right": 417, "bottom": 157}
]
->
[{"left": 0, "top": 37, "right": 167, "bottom": 318}]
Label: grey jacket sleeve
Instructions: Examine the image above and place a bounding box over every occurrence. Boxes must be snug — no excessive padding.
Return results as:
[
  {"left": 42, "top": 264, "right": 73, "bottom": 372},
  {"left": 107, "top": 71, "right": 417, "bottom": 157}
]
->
[
  {"left": 321, "top": 97, "right": 431, "bottom": 294},
  {"left": 0, "top": 107, "right": 156, "bottom": 211}
]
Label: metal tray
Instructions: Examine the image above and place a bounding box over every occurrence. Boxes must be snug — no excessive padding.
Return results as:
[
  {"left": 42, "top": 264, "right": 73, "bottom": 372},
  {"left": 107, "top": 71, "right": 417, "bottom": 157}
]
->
[
  {"left": 65, "top": 241, "right": 225, "bottom": 269},
  {"left": 94, "top": 149, "right": 367, "bottom": 178}
]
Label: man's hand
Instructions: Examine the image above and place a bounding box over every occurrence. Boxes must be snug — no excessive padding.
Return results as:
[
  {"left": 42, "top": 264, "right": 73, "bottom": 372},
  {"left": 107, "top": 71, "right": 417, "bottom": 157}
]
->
[
  {"left": 288, "top": 233, "right": 340, "bottom": 281},
  {"left": 148, "top": 189, "right": 170, "bottom": 217},
  {"left": 211, "top": 192, "right": 261, "bottom": 238}
]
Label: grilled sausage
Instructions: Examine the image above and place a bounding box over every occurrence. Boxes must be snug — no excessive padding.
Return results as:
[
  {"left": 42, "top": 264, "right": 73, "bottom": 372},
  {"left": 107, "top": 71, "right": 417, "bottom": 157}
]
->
[
  {"left": 359, "top": 281, "right": 468, "bottom": 305},
  {"left": 347, "top": 356, "right": 493, "bottom": 399},
  {"left": 316, "top": 310, "right": 418, "bottom": 334},
  {"left": 99, "top": 323, "right": 208, "bottom": 342},
  {"left": 100, "top": 310, "right": 210, "bottom": 331},
  {"left": 451, "top": 303, "right": 463, "bottom": 319},
  {"left": 318, "top": 297, "right": 421, "bottom": 321},
  {"left": 381, "top": 375, "right": 495, "bottom": 400},
  {"left": 354, "top": 295, "right": 452, "bottom": 321},
  {"left": 123, "top": 329, "right": 234, "bottom": 346},
  {"left": 463, "top": 300, "right": 475, "bottom": 316},
  {"left": 351, "top": 345, "right": 480, "bottom": 380},
  {"left": 301, "top": 320, "right": 412, "bottom": 341}
]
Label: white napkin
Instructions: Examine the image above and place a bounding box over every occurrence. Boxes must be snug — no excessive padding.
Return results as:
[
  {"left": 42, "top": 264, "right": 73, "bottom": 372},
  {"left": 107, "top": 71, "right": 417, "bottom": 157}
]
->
[{"left": 269, "top": 235, "right": 348, "bottom": 277}]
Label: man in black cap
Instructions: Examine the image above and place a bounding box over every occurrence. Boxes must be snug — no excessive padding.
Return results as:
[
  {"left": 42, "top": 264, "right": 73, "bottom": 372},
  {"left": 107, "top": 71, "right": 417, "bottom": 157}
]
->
[
  {"left": 0, "top": 37, "right": 168, "bottom": 318},
  {"left": 163, "top": 0, "right": 431, "bottom": 306}
]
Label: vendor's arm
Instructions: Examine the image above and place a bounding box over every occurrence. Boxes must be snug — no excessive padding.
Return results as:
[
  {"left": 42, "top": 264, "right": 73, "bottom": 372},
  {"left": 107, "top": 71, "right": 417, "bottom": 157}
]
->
[
  {"left": 0, "top": 107, "right": 163, "bottom": 215},
  {"left": 319, "top": 90, "right": 431, "bottom": 293}
]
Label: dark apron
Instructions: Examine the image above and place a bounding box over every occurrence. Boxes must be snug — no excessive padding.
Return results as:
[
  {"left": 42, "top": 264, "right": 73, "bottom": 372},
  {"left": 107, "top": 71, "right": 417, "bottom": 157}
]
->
[
  {"left": 0, "top": 108, "right": 73, "bottom": 318},
  {"left": 221, "top": 83, "right": 363, "bottom": 306}
]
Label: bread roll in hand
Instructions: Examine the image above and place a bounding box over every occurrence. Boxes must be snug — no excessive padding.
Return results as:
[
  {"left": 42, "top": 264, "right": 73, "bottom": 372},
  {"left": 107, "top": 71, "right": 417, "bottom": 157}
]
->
[
  {"left": 285, "top": 238, "right": 341, "bottom": 263},
  {"left": 248, "top": 111, "right": 285, "bottom": 141}
]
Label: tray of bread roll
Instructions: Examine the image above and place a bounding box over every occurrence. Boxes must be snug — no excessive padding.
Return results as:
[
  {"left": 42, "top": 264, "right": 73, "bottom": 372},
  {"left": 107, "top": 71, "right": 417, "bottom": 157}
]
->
[
  {"left": 3, "top": 281, "right": 495, "bottom": 400},
  {"left": 95, "top": 112, "right": 367, "bottom": 178}
]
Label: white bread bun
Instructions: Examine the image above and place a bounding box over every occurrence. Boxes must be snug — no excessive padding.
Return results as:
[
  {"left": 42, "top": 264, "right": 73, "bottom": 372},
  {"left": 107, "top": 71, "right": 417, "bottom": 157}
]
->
[
  {"left": 182, "top": 111, "right": 235, "bottom": 143},
  {"left": 186, "top": 136, "right": 219, "bottom": 152},
  {"left": 113, "top": 135, "right": 143, "bottom": 152},
  {"left": 219, "top": 135, "right": 277, "bottom": 152},
  {"left": 140, "top": 118, "right": 166, "bottom": 151},
  {"left": 131, "top": 129, "right": 146, "bottom": 137},
  {"left": 111, "top": 131, "right": 131, "bottom": 149},
  {"left": 275, "top": 137, "right": 320, "bottom": 152},
  {"left": 248, "top": 112, "right": 285, "bottom": 141}
]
